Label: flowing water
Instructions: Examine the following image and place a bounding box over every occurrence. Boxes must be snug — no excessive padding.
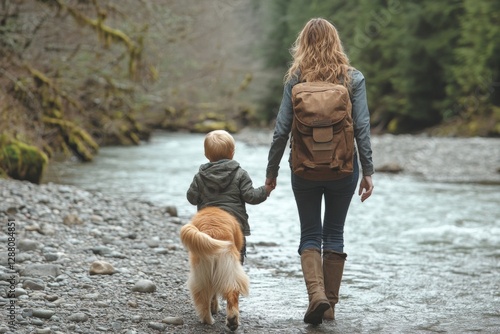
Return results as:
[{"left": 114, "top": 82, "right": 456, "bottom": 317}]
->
[{"left": 43, "top": 131, "right": 500, "bottom": 333}]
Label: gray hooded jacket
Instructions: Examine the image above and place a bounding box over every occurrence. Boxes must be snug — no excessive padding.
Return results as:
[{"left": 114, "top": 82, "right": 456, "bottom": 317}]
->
[{"left": 187, "top": 159, "right": 267, "bottom": 236}]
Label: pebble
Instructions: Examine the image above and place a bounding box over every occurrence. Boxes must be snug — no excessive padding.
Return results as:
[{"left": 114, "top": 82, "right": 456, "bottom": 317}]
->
[
  {"left": 18, "top": 239, "right": 40, "bottom": 251},
  {"left": 35, "top": 329, "right": 51, "bottom": 334},
  {"left": 63, "top": 214, "right": 83, "bottom": 226},
  {"left": 31, "top": 318, "right": 45, "bottom": 326},
  {"left": 23, "top": 279, "right": 45, "bottom": 290},
  {"left": 45, "top": 294, "right": 59, "bottom": 302},
  {"left": 162, "top": 316, "right": 184, "bottom": 325},
  {"left": 32, "top": 308, "right": 56, "bottom": 319},
  {"left": 68, "top": 312, "right": 89, "bottom": 322},
  {"left": 20, "top": 264, "right": 61, "bottom": 278},
  {"left": 165, "top": 205, "right": 178, "bottom": 217},
  {"left": 131, "top": 279, "right": 156, "bottom": 293},
  {"left": 89, "top": 261, "right": 115, "bottom": 275},
  {"left": 147, "top": 322, "right": 166, "bottom": 331},
  {"left": 44, "top": 253, "right": 60, "bottom": 262},
  {"left": 14, "top": 287, "right": 28, "bottom": 297}
]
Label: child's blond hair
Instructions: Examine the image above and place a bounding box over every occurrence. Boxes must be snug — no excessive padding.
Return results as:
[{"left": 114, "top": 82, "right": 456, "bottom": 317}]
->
[{"left": 204, "top": 130, "right": 235, "bottom": 162}]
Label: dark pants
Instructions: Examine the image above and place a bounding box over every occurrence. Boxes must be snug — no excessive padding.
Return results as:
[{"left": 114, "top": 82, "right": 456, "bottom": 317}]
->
[{"left": 292, "top": 157, "right": 359, "bottom": 255}]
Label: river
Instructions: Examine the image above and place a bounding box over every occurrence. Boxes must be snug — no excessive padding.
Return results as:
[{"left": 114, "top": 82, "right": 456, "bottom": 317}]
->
[{"left": 42, "top": 131, "right": 500, "bottom": 333}]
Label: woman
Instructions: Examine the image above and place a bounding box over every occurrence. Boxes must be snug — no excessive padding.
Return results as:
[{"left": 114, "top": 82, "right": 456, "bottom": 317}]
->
[{"left": 265, "top": 18, "right": 374, "bottom": 325}]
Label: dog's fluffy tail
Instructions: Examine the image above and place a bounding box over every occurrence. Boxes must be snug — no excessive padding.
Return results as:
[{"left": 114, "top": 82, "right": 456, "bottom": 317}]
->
[{"left": 180, "top": 224, "right": 231, "bottom": 256}]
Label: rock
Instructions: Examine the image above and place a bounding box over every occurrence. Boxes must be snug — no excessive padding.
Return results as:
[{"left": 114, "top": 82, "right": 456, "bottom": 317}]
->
[
  {"left": 83, "top": 293, "right": 99, "bottom": 299},
  {"left": 154, "top": 248, "right": 170, "bottom": 255},
  {"left": 169, "top": 217, "right": 183, "bottom": 225},
  {"left": 377, "top": 162, "right": 404, "bottom": 174},
  {"left": 147, "top": 322, "right": 166, "bottom": 331},
  {"left": 131, "top": 315, "right": 142, "bottom": 323},
  {"left": 256, "top": 241, "right": 279, "bottom": 247},
  {"left": 0, "top": 273, "right": 13, "bottom": 282},
  {"left": 35, "top": 329, "right": 51, "bottom": 334},
  {"left": 39, "top": 223, "right": 56, "bottom": 235},
  {"left": 131, "top": 279, "right": 156, "bottom": 293},
  {"left": 68, "top": 312, "right": 89, "bottom": 322},
  {"left": 20, "top": 264, "right": 61, "bottom": 278},
  {"left": 111, "top": 322, "right": 122, "bottom": 331},
  {"left": 165, "top": 205, "right": 178, "bottom": 217},
  {"left": 32, "top": 309, "right": 55, "bottom": 319},
  {"left": 96, "top": 326, "right": 111, "bottom": 331},
  {"left": 31, "top": 318, "right": 45, "bottom": 326},
  {"left": 107, "top": 251, "right": 127, "bottom": 259},
  {"left": 95, "top": 301, "right": 109, "bottom": 308},
  {"left": 17, "top": 239, "right": 40, "bottom": 251},
  {"left": 44, "top": 253, "right": 59, "bottom": 262},
  {"left": 63, "top": 214, "right": 83, "bottom": 226},
  {"left": 45, "top": 294, "right": 58, "bottom": 302},
  {"left": 22, "top": 279, "right": 45, "bottom": 290},
  {"left": 162, "top": 316, "right": 184, "bottom": 325},
  {"left": 90, "top": 246, "right": 112, "bottom": 256},
  {"left": 21, "top": 308, "right": 33, "bottom": 318},
  {"left": 16, "top": 253, "right": 32, "bottom": 263},
  {"left": 24, "top": 223, "right": 41, "bottom": 232},
  {"left": 89, "top": 261, "right": 114, "bottom": 275},
  {"left": 14, "top": 288, "right": 28, "bottom": 297},
  {"left": 90, "top": 214, "right": 104, "bottom": 223},
  {"left": 6, "top": 206, "right": 18, "bottom": 215},
  {"left": 146, "top": 239, "right": 160, "bottom": 248}
]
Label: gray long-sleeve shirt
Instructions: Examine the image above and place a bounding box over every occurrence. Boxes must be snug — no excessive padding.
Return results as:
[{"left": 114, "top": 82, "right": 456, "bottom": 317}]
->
[
  {"left": 266, "top": 69, "right": 374, "bottom": 178},
  {"left": 187, "top": 159, "right": 267, "bottom": 236}
]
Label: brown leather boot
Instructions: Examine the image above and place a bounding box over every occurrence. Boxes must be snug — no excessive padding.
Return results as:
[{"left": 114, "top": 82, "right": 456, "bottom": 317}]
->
[
  {"left": 322, "top": 250, "right": 347, "bottom": 320},
  {"left": 300, "top": 248, "right": 331, "bottom": 325}
]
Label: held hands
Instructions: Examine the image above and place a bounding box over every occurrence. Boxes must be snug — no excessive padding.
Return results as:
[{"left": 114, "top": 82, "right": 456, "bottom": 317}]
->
[
  {"left": 265, "top": 177, "right": 277, "bottom": 197},
  {"left": 358, "top": 175, "right": 373, "bottom": 202}
]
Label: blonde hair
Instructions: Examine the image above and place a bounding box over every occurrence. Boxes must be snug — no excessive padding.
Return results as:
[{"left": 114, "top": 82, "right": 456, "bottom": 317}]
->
[
  {"left": 285, "top": 18, "right": 351, "bottom": 88},
  {"left": 204, "top": 130, "right": 235, "bottom": 162}
]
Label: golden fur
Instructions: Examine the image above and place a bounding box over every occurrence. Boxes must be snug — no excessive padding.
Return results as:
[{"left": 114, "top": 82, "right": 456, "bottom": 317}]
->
[{"left": 180, "top": 207, "right": 249, "bottom": 331}]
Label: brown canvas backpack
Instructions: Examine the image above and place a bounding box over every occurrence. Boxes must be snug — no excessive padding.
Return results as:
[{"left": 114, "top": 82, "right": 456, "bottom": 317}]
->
[{"left": 291, "top": 81, "right": 354, "bottom": 181}]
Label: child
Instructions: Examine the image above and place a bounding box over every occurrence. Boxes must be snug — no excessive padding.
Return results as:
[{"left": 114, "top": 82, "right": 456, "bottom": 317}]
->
[{"left": 187, "top": 130, "right": 272, "bottom": 264}]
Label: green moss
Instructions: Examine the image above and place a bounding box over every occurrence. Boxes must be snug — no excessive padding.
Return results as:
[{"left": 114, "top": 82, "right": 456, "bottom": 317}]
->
[
  {"left": 0, "top": 167, "right": 7, "bottom": 179},
  {"left": 387, "top": 118, "right": 399, "bottom": 134},
  {"left": 43, "top": 117, "right": 99, "bottom": 162},
  {"left": 0, "top": 135, "right": 49, "bottom": 184},
  {"left": 192, "top": 120, "right": 238, "bottom": 134}
]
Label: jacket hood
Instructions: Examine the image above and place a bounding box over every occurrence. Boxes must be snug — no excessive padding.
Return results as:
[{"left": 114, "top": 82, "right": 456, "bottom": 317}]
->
[{"left": 198, "top": 159, "right": 240, "bottom": 191}]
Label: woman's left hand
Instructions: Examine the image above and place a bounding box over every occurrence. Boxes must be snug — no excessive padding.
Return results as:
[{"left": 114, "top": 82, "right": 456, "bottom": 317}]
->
[
  {"left": 358, "top": 175, "right": 373, "bottom": 202},
  {"left": 265, "top": 177, "right": 277, "bottom": 190}
]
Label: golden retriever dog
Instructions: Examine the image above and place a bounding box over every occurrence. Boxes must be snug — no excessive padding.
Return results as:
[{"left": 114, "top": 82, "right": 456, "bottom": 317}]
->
[{"left": 180, "top": 207, "right": 249, "bottom": 331}]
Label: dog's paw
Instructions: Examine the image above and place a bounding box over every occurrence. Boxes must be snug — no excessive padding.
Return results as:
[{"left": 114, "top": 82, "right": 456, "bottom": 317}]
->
[
  {"left": 201, "top": 316, "right": 215, "bottom": 325},
  {"left": 226, "top": 315, "right": 239, "bottom": 331}
]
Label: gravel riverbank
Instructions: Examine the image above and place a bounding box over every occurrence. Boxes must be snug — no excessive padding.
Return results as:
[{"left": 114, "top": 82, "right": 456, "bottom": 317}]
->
[{"left": 0, "top": 179, "right": 297, "bottom": 334}]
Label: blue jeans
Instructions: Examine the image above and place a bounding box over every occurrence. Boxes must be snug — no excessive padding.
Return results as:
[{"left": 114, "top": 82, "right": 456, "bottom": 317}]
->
[{"left": 292, "top": 157, "right": 359, "bottom": 255}]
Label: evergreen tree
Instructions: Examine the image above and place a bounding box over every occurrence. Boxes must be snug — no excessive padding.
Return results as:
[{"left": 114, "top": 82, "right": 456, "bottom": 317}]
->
[{"left": 447, "top": 0, "right": 500, "bottom": 135}]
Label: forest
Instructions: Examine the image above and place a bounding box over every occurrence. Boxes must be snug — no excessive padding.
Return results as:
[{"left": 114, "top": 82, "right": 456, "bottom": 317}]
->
[{"left": 1, "top": 0, "right": 499, "bottom": 183}]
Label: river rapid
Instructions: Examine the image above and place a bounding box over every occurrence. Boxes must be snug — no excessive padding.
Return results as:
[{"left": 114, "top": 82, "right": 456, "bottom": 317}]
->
[{"left": 43, "top": 131, "right": 500, "bottom": 333}]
